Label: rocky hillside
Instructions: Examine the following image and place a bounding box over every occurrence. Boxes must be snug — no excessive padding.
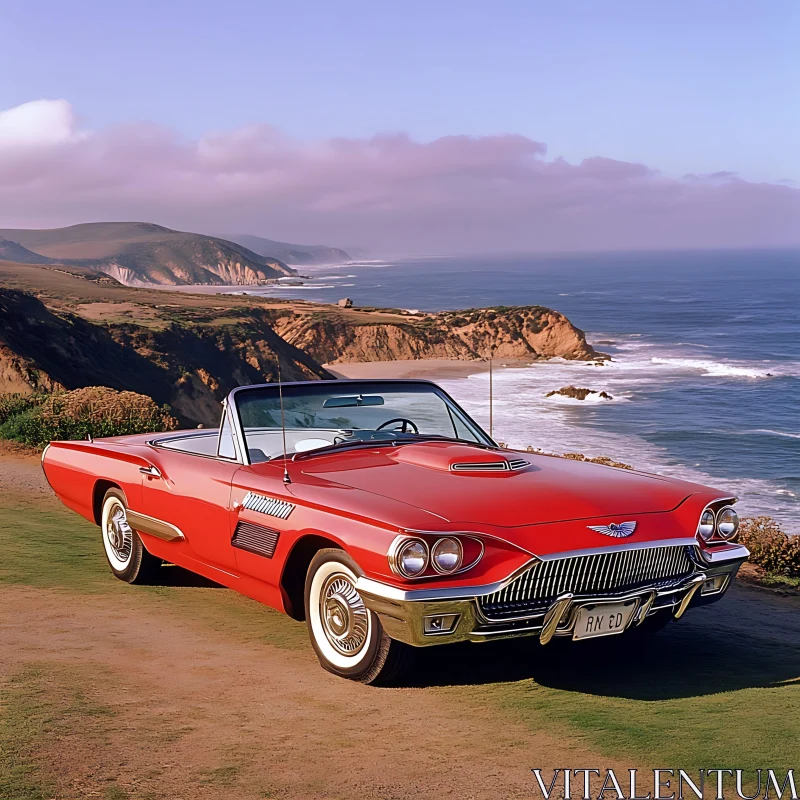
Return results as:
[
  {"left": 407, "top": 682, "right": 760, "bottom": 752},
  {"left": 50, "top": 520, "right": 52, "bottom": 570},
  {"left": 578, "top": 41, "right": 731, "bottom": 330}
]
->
[
  {"left": 267, "top": 305, "right": 598, "bottom": 364},
  {"left": 0, "top": 222, "right": 295, "bottom": 286},
  {"left": 0, "top": 289, "right": 331, "bottom": 425},
  {"left": 222, "top": 233, "right": 351, "bottom": 265}
]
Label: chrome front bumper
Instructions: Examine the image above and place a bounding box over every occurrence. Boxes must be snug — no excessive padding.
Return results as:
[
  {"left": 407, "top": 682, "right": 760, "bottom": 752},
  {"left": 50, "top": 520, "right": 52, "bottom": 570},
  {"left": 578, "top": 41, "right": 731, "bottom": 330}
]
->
[{"left": 356, "top": 543, "right": 749, "bottom": 648}]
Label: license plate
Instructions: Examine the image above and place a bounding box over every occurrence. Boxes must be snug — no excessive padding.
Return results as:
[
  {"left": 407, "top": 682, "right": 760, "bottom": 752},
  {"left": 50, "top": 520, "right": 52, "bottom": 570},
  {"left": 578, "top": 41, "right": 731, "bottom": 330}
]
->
[{"left": 573, "top": 600, "right": 638, "bottom": 641}]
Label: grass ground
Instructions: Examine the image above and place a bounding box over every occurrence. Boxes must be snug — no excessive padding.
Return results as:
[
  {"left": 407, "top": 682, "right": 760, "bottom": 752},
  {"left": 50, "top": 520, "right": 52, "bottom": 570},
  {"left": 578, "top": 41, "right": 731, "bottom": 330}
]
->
[{"left": 1, "top": 463, "right": 799, "bottom": 798}]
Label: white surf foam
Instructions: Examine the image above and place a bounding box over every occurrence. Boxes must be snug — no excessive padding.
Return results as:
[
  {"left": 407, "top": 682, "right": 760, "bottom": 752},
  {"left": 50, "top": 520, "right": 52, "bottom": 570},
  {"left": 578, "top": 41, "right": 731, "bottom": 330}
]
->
[{"left": 650, "top": 357, "right": 775, "bottom": 379}]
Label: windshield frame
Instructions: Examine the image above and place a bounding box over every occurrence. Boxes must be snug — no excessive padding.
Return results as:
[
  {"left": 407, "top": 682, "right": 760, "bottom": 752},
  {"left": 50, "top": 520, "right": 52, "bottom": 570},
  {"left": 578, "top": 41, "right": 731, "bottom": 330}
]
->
[{"left": 228, "top": 379, "right": 495, "bottom": 466}]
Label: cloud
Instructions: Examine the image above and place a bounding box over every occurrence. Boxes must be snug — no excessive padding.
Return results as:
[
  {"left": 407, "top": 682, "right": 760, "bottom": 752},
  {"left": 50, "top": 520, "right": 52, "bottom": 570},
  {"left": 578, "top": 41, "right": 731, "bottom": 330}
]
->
[
  {"left": 0, "top": 99, "right": 79, "bottom": 147},
  {"left": 0, "top": 99, "right": 797, "bottom": 252}
]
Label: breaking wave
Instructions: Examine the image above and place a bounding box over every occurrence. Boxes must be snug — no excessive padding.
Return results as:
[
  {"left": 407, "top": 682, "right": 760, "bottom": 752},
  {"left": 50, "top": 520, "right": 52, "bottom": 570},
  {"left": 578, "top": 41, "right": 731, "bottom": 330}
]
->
[{"left": 649, "top": 357, "right": 776, "bottom": 379}]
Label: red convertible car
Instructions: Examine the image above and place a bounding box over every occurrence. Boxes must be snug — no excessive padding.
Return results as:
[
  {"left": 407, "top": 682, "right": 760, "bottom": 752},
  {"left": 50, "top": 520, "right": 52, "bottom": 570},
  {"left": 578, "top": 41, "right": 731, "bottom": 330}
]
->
[{"left": 42, "top": 379, "right": 749, "bottom": 684}]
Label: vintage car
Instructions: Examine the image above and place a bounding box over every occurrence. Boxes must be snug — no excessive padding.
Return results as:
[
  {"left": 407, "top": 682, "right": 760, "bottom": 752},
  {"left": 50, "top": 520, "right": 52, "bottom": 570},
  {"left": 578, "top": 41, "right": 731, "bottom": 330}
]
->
[{"left": 42, "top": 379, "right": 749, "bottom": 684}]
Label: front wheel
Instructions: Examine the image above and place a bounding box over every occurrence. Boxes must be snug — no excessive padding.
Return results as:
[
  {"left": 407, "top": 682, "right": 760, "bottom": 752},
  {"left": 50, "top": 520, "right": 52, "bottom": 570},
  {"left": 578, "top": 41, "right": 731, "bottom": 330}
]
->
[
  {"left": 100, "top": 489, "right": 162, "bottom": 584},
  {"left": 304, "top": 549, "right": 411, "bottom": 685}
]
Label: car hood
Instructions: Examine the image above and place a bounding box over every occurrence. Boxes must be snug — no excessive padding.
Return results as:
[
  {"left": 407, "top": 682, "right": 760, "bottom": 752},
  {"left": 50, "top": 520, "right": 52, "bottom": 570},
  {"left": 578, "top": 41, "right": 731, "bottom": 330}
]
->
[{"left": 298, "top": 442, "right": 712, "bottom": 527}]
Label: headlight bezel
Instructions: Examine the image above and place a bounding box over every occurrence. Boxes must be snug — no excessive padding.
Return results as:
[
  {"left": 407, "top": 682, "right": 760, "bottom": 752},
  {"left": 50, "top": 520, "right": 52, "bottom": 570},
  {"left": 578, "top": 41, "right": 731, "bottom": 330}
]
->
[
  {"left": 697, "top": 508, "right": 716, "bottom": 541},
  {"left": 391, "top": 537, "right": 430, "bottom": 578},
  {"left": 387, "top": 533, "right": 483, "bottom": 579},
  {"left": 715, "top": 505, "right": 740, "bottom": 540},
  {"left": 696, "top": 498, "right": 739, "bottom": 544},
  {"left": 430, "top": 537, "right": 464, "bottom": 575}
]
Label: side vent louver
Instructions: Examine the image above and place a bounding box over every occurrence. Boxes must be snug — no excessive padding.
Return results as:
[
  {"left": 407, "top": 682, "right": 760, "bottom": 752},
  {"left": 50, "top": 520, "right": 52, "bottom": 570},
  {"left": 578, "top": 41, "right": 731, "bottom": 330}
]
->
[
  {"left": 232, "top": 521, "right": 280, "bottom": 559},
  {"left": 450, "top": 459, "right": 530, "bottom": 472},
  {"left": 241, "top": 491, "right": 294, "bottom": 519}
]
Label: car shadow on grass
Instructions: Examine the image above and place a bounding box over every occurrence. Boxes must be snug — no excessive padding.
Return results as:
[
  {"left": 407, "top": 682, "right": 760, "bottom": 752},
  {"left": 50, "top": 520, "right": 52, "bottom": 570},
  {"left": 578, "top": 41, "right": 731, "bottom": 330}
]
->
[
  {"left": 407, "top": 589, "right": 800, "bottom": 700},
  {"left": 151, "top": 563, "right": 225, "bottom": 588}
]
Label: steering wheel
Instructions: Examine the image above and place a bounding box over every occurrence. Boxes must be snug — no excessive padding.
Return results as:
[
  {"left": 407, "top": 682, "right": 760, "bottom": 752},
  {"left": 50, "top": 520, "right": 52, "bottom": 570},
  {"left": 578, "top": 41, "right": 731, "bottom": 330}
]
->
[{"left": 376, "top": 417, "right": 419, "bottom": 434}]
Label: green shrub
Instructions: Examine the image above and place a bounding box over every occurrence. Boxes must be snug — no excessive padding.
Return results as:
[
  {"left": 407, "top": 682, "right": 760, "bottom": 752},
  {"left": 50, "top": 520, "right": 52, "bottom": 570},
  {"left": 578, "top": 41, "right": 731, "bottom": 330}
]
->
[
  {"left": 738, "top": 516, "right": 800, "bottom": 578},
  {"left": 0, "top": 387, "right": 178, "bottom": 448},
  {"left": 0, "top": 392, "right": 49, "bottom": 425}
]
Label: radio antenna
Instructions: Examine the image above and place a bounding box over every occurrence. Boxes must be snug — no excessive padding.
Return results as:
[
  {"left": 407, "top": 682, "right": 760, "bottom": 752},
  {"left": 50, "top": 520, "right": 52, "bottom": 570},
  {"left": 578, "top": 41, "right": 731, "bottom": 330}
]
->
[
  {"left": 277, "top": 361, "right": 291, "bottom": 484},
  {"left": 488, "top": 351, "right": 493, "bottom": 441}
]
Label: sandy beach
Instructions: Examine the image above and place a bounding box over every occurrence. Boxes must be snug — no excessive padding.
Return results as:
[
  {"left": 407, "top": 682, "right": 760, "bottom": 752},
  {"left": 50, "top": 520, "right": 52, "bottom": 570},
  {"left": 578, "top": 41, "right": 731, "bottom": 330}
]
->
[{"left": 325, "top": 358, "right": 532, "bottom": 381}]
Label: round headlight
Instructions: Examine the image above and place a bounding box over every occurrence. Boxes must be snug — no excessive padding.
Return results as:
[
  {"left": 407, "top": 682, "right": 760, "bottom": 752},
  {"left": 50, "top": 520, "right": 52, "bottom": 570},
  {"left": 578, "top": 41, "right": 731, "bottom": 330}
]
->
[
  {"left": 431, "top": 537, "right": 463, "bottom": 574},
  {"left": 397, "top": 538, "right": 428, "bottom": 577},
  {"left": 697, "top": 508, "right": 715, "bottom": 540},
  {"left": 716, "top": 506, "right": 739, "bottom": 540}
]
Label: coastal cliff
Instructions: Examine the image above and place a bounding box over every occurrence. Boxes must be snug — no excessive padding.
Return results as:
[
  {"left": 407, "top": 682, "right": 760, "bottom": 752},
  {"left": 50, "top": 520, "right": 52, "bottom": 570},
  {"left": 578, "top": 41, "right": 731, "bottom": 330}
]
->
[
  {"left": 0, "top": 260, "right": 598, "bottom": 425},
  {"left": 95, "top": 238, "right": 291, "bottom": 287},
  {"left": 0, "top": 289, "right": 332, "bottom": 425},
  {"left": 268, "top": 305, "right": 597, "bottom": 364}
]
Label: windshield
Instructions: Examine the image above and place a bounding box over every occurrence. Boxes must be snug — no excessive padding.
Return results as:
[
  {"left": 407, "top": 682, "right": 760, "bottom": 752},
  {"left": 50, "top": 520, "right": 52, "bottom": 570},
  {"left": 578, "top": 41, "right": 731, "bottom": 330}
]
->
[{"left": 233, "top": 381, "right": 492, "bottom": 462}]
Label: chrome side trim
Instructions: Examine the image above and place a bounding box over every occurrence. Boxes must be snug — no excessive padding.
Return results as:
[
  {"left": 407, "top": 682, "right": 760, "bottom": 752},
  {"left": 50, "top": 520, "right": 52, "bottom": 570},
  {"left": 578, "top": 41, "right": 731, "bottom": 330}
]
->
[
  {"left": 241, "top": 491, "right": 294, "bottom": 520},
  {"left": 126, "top": 510, "right": 185, "bottom": 542}
]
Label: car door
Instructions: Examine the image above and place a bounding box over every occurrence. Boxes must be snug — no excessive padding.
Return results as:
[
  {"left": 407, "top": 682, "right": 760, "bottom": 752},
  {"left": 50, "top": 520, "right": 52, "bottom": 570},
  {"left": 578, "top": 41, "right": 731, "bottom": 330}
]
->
[{"left": 137, "top": 415, "right": 242, "bottom": 571}]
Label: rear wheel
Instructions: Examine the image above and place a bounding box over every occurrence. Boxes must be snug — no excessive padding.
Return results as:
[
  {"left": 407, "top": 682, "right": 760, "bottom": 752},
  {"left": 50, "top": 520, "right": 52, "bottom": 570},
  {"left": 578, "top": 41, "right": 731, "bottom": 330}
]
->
[
  {"left": 100, "top": 489, "right": 161, "bottom": 584},
  {"left": 305, "top": 548, "right": 411, "bottom": 685}
]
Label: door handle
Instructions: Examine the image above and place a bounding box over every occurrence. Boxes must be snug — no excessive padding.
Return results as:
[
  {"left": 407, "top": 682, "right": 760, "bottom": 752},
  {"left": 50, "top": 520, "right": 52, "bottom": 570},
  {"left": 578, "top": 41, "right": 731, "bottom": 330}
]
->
[{"left": 139, "top": 465, "right": 162, "bottom": 478}]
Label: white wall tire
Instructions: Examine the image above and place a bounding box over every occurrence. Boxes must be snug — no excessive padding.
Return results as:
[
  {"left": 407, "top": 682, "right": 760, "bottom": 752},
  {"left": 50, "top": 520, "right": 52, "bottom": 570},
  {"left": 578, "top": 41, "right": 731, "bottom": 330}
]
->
[
  {"left": 100, "top": 489, "right": 161, "bottom": 584},
  {"left": 305, "top": 549, "right": 411, "bottom": 684}
]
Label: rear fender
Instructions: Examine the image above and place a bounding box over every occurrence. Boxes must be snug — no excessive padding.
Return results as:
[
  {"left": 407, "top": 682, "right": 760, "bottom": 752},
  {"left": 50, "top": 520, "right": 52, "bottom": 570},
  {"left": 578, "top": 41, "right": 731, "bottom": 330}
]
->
[{"left": 42, "top": 441, "right": 150, "bottom": 524}]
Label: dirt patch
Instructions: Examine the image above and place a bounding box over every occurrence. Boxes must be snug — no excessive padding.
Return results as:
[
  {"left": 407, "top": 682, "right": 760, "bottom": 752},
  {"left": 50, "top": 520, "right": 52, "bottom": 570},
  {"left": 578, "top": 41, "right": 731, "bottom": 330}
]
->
[
  {"left": 0, "top": 441, "right": 54, "bottom": 506},
  {"left": 1, "top": 585, "right": 618, "bottom": 800}
]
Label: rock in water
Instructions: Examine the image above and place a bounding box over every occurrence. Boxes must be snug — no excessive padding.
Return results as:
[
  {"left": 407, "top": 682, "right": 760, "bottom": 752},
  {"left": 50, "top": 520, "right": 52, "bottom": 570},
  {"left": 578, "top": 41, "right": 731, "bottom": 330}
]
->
[
  {"left": 337, "top": 298, "right": 353, "bottom": 308},
  {"left": 545, "top": 385, "right": 613, "bottom": 401}
]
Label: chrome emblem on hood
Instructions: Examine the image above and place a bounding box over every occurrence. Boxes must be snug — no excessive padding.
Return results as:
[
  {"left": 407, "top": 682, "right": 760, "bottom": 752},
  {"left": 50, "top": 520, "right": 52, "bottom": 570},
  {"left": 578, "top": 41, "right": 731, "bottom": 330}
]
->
[{"left": 587, "top": 521, "right": 637, "bottom": 538}]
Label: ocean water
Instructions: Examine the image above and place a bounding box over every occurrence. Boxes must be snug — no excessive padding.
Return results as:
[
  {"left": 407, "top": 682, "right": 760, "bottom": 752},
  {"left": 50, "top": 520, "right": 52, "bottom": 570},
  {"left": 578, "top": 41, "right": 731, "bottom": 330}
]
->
[{"left": 238, "top": 250, "right": 800, "bottom": 530}]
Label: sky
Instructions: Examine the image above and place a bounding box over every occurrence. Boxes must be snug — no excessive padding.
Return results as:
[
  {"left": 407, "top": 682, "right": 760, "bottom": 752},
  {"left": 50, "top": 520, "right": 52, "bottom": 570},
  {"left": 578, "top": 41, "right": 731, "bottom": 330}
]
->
[{"left": 0, "top": 0, "right": 797, "bottom": 253}]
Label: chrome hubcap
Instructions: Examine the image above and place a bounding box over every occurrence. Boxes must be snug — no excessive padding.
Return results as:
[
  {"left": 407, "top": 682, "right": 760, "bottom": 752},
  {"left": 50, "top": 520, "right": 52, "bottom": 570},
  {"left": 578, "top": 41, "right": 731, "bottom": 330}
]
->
[
  {"left": 106, "top": 506, "right": 133, "bottom": 563},
  {"left": 319, "top": 573, "right": 369, "bottom": 656}
]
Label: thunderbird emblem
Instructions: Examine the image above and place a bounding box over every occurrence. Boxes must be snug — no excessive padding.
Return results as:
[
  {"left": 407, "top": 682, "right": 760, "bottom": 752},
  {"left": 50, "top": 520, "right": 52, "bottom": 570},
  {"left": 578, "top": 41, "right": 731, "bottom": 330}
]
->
[{"left": 587, "top": 521, "right": 637, "bottom": 538}]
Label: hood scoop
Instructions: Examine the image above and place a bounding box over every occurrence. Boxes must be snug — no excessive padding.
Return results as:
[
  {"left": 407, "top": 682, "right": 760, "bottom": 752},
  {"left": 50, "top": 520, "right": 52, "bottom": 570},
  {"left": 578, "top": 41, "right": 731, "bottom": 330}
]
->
[
  {"left": 389, "top": 442, "right": 529, "bottom": 473},
  {"left": 450, "top": 458, "right": 529, "bottom": 472}
]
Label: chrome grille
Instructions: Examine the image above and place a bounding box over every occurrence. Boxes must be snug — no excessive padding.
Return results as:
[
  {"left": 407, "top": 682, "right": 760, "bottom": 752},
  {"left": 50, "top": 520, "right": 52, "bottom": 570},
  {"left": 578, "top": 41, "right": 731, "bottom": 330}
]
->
[{"left": 479, "top": 545, "right": 697, "bottom": 621}]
